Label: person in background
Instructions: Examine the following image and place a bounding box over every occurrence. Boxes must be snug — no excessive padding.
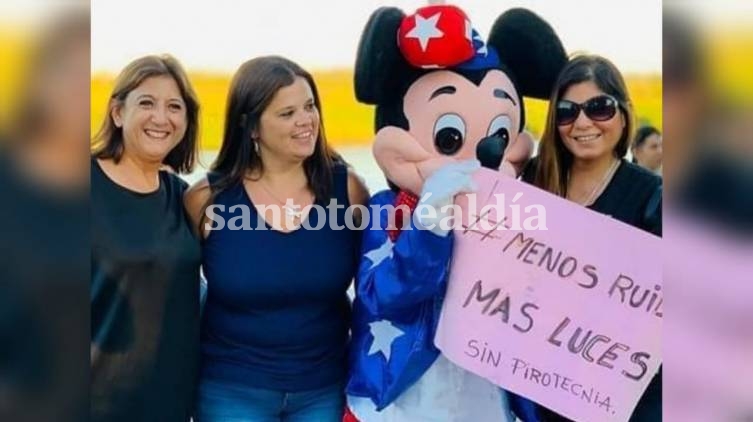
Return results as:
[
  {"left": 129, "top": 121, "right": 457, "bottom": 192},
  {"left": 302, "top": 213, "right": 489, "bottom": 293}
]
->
[
  {"left": 91, "top": 54, "right": 202, "bottom": 422},
  {"left": 632, "top": 125, "right": 663, "bottom": 174},
  {"left": 522, "top": 54, "right": 662, "bottom": 422},
  {"left": 184, "top": 55, "right": 369, "bottom": 422}
]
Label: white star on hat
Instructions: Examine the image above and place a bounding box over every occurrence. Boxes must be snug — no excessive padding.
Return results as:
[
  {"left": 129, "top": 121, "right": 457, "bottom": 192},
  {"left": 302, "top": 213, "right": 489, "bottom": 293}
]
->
[
  {"left": 406, "top": 12, "right": 444, "bottom": 52},
  {"left": 367, "top": 320, "right": 405, "bottom": 361},
  {"left": 364, "top": 238, "right": 394, "bottom": 270},
  {"left": 474, "top": 34, "right": 488, "bottom": 56}
]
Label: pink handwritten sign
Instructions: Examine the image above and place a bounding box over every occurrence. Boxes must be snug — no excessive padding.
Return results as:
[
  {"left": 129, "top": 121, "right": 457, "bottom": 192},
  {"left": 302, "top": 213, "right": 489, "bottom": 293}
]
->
[{"left": 435, "top": 168, "right": 662, "bottom": 422}]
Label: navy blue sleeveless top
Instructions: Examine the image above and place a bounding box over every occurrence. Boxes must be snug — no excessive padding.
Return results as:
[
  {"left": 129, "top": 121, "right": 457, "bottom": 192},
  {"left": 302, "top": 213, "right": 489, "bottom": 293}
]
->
[{"left": 200, "top": 164, "right": 359, "bottom": 391}]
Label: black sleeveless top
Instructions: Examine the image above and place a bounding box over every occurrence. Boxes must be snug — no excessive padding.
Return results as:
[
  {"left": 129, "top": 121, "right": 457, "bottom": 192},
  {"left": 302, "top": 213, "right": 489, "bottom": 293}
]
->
[{"left": 91, "top": 158, "right": 201, "bottom": 422}]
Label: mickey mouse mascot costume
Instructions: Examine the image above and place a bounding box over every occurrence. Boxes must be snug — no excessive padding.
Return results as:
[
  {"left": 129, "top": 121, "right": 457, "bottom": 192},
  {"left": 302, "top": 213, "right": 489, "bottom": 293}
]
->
[{"left": 345, "top": 4, "right": 567, "bottom": 421}]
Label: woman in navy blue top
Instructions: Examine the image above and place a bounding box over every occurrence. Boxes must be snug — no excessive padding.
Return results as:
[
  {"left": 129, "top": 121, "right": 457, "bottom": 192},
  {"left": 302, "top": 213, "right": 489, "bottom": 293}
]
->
[{"left": 185, "top": 56, "right": 369, "bottom": 422}]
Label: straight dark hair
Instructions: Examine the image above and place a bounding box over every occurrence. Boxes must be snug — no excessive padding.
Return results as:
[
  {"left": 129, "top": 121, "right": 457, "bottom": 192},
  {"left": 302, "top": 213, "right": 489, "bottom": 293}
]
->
[
  {"left": 208, "top": 55, "right": 337, "bottom": 202},
  {"left": 92, "top": 54, "right": 200, "bottom": 173},
  {"left": 535, "top": 54, "right": 634, "bottom": 197}
]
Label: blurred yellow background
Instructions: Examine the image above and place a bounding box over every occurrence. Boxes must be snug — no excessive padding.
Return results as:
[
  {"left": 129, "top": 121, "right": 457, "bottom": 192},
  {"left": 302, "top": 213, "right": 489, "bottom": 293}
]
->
[
  {"left": 0, "top": 27, "right": 32, "bottom": 130},
  {"left": 2, "top": 23, "right": 661, "bottom": 150},
  {"left": 1, "top": 11, "right": 662, "bottom": 151},
  {"left": 90, "top": 71, "right": 662, "bottom": 150}
]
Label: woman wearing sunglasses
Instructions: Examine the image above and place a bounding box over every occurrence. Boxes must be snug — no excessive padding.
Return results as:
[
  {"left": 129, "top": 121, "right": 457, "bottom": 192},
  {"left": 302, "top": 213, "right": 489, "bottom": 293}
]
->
[
  {"left": 524, "top": 54, "right": 661, "bottom": 233},
  {"left": 522, "top": 54, "right": 662, "bottom": 421}
]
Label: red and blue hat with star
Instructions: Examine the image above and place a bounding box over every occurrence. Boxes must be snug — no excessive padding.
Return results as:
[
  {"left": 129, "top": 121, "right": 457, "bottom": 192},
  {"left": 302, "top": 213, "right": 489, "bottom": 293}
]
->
[{"left": 397, "top": 5, "right": 500, "bottom": 70}]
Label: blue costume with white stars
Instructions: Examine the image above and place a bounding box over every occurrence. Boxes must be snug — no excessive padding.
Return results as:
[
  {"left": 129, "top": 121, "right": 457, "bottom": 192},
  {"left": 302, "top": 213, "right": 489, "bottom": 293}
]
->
[
  {"left": 346, "top": 191, "right": 540, "bottom": 421},
  {"left": 346, "top": 190, "right": 453, "bottom": 410}
]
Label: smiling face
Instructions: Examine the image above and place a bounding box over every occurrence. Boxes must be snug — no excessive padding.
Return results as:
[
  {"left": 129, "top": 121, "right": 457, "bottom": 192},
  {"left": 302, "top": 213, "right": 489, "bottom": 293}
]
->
[
  {"left": 255, "top": 76, "right": 320, "bottom": 163},
  {"left": 112, "top": 75, "right": 188, "bottom": 163},
  {"left": 557, "top": 80, "right": 625, "bottom": 163}
]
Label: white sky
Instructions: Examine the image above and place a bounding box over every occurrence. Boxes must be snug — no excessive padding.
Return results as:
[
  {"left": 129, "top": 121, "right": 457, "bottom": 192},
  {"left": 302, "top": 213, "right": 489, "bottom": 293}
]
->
[{"left": 91, "top": 0, "right": 662, "bottom": 74}]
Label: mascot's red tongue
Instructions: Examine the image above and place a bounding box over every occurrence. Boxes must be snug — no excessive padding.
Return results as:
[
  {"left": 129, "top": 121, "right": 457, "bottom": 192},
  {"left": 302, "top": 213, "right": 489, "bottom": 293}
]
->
[{"left": 397, "top": 5, "right": 474, "bottom": 68}]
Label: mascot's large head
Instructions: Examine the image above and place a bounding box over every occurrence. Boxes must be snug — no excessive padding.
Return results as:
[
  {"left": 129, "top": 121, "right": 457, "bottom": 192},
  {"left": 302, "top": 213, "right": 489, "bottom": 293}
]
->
[{"left": 355, "top": 4, "right": 567, "bottom": 195}]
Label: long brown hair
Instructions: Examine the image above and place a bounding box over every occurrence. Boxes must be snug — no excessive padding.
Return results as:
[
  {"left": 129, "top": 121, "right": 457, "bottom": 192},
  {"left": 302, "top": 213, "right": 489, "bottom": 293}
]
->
[
  {"left": 92, "top": 54, "right": 200, "bottom": 173},
  {"left": 207, "top": 55, "right": 337, "bottom": 204},
  {"left": 534, "top": 55, "right": 634, "bottom": 197}
]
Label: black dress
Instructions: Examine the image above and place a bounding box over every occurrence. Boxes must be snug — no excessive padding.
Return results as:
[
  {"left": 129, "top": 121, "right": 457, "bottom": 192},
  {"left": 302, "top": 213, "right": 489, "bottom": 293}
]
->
[
  {"left": 522, "top": 158, "right": 662, "bottom": 422},
  {"left": 91, "top": 158, "right": 201, "bottom": 422}
]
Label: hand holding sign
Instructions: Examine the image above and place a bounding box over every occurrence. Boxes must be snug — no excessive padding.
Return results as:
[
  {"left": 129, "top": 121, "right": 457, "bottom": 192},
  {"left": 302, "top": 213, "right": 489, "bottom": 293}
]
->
[{"left": 434, "top": 168, "right": 662, "bottom": 422}]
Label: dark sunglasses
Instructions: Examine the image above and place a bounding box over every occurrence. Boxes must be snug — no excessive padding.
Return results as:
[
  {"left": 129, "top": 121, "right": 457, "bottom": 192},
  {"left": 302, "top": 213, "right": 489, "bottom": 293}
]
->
[{"left": 555, "top": 95, "right": 620, "bottom": 126}]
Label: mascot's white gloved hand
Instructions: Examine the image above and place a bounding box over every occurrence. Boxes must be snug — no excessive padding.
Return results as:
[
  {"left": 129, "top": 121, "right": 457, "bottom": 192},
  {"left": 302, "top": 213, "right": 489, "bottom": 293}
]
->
[{"left": 415, "top": 159, "right": 480, "bottom": 237}]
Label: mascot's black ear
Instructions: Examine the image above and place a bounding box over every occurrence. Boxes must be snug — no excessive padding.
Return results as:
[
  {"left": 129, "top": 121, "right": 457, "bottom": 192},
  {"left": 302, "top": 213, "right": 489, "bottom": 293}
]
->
[
  {"left": 354, "top": 7, "right": 409, "bottom": 105},
  {"left": 488, "top": 8, "right": 568, "bottom": 100}
]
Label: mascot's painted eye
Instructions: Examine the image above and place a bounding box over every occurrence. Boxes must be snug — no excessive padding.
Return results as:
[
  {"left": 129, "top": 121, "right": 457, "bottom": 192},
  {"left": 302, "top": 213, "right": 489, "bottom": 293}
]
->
[
  {"left": 487, "top": 115, "right": 512, "bottom": 143},
  {"left": 433, "top": 113, "right": 466, "bottom": 155}
]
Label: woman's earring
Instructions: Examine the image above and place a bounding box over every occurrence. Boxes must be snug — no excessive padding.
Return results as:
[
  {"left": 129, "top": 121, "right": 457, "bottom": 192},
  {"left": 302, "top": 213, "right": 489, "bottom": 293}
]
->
[{"left": 253, "top": 139, "right": 260, "bottom": 154}]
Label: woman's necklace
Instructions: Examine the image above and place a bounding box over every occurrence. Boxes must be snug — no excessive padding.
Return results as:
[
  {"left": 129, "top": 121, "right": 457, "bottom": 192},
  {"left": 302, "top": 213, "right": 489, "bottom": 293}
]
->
[
  {"left": 570, "top": 158, "right": 620, "bottom": 206},
  {"left": 258, "top": 179, "right": 309, "bottom": 222}
]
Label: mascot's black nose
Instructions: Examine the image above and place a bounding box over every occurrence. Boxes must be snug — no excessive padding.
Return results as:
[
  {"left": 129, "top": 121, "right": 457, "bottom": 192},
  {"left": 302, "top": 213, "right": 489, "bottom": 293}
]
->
[{"left": 476, "top": 128, "right": 509, "bottom": 170}]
